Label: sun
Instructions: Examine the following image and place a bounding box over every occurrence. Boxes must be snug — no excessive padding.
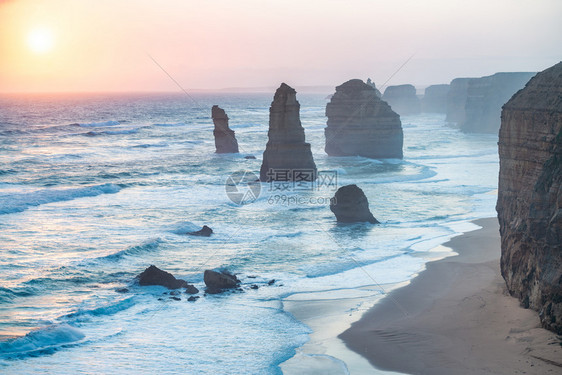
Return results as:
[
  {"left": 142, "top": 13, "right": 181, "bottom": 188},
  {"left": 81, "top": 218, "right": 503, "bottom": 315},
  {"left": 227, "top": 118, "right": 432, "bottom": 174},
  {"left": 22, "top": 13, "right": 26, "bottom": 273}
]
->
[{"left": 27, "top": 27, "right": 54, "bottom": 54}]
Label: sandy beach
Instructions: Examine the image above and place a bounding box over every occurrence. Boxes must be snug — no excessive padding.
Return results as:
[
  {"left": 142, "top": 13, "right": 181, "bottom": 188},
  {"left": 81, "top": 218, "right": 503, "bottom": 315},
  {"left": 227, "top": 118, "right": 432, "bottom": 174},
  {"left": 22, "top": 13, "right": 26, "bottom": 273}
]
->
[{"left": 339, "top": 218, "right": 562, "bottom": 374}]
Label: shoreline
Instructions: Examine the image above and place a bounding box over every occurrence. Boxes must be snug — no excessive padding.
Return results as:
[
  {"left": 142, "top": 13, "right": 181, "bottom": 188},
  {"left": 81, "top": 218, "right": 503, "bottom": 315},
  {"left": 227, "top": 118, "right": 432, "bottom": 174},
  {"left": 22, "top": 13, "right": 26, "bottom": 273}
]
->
[
  {"left": 280, "top": 284, "right": 406, "bottom": 374},
  {"left": 339, "top": 217, "right": 562, "bottom": 374},
  {"left": 279, "top": 221, "right": 476, "bottom": 374}
]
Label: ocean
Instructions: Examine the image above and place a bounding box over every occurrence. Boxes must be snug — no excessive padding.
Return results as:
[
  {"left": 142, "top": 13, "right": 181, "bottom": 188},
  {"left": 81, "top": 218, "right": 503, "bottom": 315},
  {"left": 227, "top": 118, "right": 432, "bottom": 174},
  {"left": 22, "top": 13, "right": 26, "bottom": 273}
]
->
[{"left": 0, "top": 92, "right": 499, "bottom": 374}]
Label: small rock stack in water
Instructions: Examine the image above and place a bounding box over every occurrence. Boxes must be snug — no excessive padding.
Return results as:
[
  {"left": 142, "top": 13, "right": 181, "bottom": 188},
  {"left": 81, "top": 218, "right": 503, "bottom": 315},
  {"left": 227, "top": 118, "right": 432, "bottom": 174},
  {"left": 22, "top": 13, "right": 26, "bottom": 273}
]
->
[
  {"left": 212, "top": 105, "right": 239, "bottom": 153},
  {"left": 330, "top": 184, "right": 379, "bottom": 224}
]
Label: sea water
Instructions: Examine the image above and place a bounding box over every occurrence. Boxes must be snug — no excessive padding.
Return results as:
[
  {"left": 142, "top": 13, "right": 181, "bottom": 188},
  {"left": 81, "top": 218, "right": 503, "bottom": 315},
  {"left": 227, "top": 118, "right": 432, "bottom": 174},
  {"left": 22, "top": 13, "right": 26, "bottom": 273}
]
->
[{"left": 0, "top": 92, "right": 499, "bottom": 374}]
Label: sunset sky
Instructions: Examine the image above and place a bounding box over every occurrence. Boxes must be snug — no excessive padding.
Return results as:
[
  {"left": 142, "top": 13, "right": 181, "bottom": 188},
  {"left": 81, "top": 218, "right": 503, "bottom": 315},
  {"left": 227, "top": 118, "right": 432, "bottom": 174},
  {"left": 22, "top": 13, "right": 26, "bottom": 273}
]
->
[{"left": 0, "top": 0, "right": 561, "bottom": 93}]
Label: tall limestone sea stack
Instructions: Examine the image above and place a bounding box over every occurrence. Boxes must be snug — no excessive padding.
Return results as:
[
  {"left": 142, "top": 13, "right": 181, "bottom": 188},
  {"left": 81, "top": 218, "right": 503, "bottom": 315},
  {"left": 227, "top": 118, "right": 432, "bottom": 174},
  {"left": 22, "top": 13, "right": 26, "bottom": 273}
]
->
[
  {"left": 497, "top": 62, "right": 562, "bottom": 334},
  {"left": 212, "top": 105, "right": 239, "bottom": 153},
  {"left": 260, "top": 83, "right": 317, "bottom": 182},
  {"left": 325, "top": 79, "right": 403, "bottom": 159}
]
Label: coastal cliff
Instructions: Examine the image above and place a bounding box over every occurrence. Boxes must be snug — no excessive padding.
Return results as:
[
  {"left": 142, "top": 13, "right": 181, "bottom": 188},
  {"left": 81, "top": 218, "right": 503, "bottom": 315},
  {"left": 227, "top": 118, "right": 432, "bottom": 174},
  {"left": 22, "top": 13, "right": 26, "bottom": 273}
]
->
[
  {"left": 446, "top": 77, "right": 470, "bottom": 123},
  {"left": 462, "top": 72, "right": 535, "bottom": 133},
  {"left": 422, "top": 84, "right": 449, "bottom": 113},
  {"left": 497, "top": 62, "right": 562, "bottom": 334},
  {"left": 325, "top": 79, "right": 403, "bottom": 159},
  {"left": 260, "top": 83, "right": 317, "bottom": 182},
  {"left": 382, "top": 84, "right": 421, "bottom": 115}
]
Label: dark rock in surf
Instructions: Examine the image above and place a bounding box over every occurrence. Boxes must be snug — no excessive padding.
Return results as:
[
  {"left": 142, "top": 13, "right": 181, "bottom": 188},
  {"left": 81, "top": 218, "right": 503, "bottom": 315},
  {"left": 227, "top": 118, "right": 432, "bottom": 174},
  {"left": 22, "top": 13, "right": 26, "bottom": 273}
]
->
[
  {"left": 185, "top": 285, "right": 199, "bottom": 295},
  {"left": 203, "top": 269, "right": 240, "bottom": 293},
  {"left": 212, "top": 105, "right": 239, "bottom": 153},
  {"left": 187, "top": 225, "right": 213, "bottom": 237},
  {"left": 330, "top": 184, "right": 379, "bottom": 224},
  {"left": 137, "top": 265, "right": 188, "bottom": 289}
]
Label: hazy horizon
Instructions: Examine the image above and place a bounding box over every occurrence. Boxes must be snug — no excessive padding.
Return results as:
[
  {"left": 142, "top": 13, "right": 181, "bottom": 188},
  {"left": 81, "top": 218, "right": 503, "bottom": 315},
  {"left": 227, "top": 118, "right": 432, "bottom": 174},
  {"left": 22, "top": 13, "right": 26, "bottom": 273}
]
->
[{"left": 1, "top": 0, "right": 561, "bottom": 93}]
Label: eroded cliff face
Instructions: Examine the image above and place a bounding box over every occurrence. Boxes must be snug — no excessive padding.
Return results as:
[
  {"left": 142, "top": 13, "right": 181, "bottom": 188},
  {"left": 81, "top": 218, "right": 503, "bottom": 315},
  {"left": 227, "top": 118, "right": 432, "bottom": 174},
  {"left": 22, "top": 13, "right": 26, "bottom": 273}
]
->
[
  {"left": 497, "top": 62, "right": 562, "bottom": 334},
  {"left": 260, "top": 83, "right": 317, "bottom": 182},
  {"left": 325, "top": 79, "right": 403, "bottom": 159},
  {"left": 422, "top": 84, "right": 449, "bottom": 113},
  {"left": 446, "top": 78, "right": 470, "bottom": 123},
  {"left": 461, "top": 72, "right": 535, "bottom": 134}
]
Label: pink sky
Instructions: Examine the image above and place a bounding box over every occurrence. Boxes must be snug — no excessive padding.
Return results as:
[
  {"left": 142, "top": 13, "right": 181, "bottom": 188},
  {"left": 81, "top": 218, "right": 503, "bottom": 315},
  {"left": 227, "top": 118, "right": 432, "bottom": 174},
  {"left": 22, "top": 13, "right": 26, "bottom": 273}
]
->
[{"left": 1, "top": 0, "right": 561, "bottom": 92}]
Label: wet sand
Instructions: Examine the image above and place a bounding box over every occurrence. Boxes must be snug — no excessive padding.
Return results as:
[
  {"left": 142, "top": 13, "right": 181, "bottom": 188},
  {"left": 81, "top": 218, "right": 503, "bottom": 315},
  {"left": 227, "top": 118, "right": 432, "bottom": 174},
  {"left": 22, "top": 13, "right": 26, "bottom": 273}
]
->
[{"left": 339, "top": 218, "right": 562, "bottom": 374}]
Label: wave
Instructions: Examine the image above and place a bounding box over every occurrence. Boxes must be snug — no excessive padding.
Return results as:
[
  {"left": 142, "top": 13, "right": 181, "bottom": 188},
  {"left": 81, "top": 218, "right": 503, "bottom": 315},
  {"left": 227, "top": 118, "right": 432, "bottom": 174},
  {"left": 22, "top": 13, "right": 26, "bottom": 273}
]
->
[
  {"left": 63, "top": 297, "right": 135, "bottom": 322},
  {"left": 79, "top": 120, "right": 120, "bottom": 127},
  {"left": 359, "top": 165, "right": 437, "bottom": 184},
  {"left": 84, "top": 128, "right": 139, "bottom": 136},
  {"left": 152, "top": 122, "right": 186, "bottom": 127},
  {"left": 0, "top": 169, "right": 17, "bottom": 176},
  {"left": 262, "top": 231, "right": 304, "bottom": 241},
  {"left": 94, "top": 238, "right": 162, "bottom": 262},
  {"left": 131, "top": 142, "right": 169, "bottom": 149},
  {"left": 22, "top": 276, "right": 92, "bottom": 288},
  {"left": 0, "top": 287, "right": 35, "bottom": 303},
  {"left": 303, "top": 253, "right": 405, "bottom": 279},
  {"left": 409, "top": 151, "right": 497, "bottom": 160},
  {"left": 0, "top": 324, "right": 85, "bottom": 359},
  {"left": 0, "top": 183, "right": 122, "bottom": 215},
  {"left": 168, "top": 221, "right": 202, "bottom": 235}
]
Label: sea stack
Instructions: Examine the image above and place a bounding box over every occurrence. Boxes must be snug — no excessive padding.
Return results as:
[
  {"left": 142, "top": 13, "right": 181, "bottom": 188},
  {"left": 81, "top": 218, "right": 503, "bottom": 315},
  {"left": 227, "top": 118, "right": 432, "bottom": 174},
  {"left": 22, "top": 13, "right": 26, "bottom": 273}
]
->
[
  {"left": 422, "top": 84, "right": 449, "bottom": 113},
  {"left": 382, "top": 84, "right": 421, "bottom": 115},
  {"left": 330, "top": 184, "right": 379, "bottom": 224},
  {"left": 497, "top": 62, "right": 561, "bottom": 334},
  {"left": 325, "top": 79, "right": 403, "bottom": 159},
  {"left": 461, "top": 72, "right": 535, "bottom": 133},
  {"left": 212, "top": 105, "right": 239, "bottom": 153},
  {"left": 259, "top": 83, "right": 317, "bottom": 182}
]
